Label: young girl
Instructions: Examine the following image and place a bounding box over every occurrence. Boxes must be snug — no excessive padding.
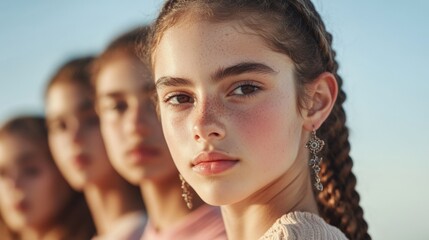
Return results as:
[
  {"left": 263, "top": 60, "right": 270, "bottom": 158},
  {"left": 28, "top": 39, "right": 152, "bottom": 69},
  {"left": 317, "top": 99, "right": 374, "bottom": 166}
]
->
[
  {"left": 148, "top": 0, "right": 370, "bottom": 239},
  {"left": 0, "top": 116, "right": 95, "bottom": 240},
  {"left": 91, "top": 27, "right": 226, "bottom": 239},
  {"left": 44, "top": 57, "right": 146, "bottom": 240}
]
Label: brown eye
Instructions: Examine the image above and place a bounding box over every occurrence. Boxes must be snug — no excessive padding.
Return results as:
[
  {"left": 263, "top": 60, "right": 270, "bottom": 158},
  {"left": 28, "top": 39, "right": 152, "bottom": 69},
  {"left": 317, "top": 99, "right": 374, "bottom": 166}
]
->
[
  {"left": 231, "top": 84, "right": 260, "bottom": 96},
  {"left": 22, "top": 166, "right": 41, "bottom": 178},
  {"left": 85, "top": 115, "right": 100, "bottom": 127},
  {"left": 0, "top": 168, "right": 6, "bottom": 178},
  {"left": 111, "top": 101, "right": 128, "bottom": 113},
  {"left": 177, "top": 95, "right": 193, "bottom": 103},
  {"left": 166, "top": 94, "right": 194, "bottom": 105},
  {"left": 48, "top": 120, "right": 67, "bottom": 133}
]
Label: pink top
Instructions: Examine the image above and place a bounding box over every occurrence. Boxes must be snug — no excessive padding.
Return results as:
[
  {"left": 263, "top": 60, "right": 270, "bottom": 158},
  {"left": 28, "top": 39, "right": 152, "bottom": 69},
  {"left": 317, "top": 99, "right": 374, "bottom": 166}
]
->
[
  {"left": 92, "top": 211, "right": 147, "bottom": 240},
  {"left": 141, "top": 205, "right": 227, "bottom": 240}
]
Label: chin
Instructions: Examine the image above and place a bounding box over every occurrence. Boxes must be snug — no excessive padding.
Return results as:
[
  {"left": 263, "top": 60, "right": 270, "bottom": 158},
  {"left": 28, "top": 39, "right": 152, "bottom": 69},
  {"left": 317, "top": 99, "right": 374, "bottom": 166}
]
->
[
  {"left": 71, "top": 173, "right": 93, "bottom": 190},
  {"left": 121, "top": 172, "right": 142, "bottom": 185},
  {"left": 69, "top": 180, "right": 85, "bottom": 191},
  {"left": 195, "top": 186, "right": 238, "bottom": 206}
]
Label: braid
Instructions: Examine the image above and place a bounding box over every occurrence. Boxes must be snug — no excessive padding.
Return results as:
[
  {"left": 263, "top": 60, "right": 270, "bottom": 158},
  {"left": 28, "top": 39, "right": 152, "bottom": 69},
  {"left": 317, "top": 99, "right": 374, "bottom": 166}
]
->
[
  {"left": 287, "top": 0, "right": 335, "bottom": 71},
  {"left": 318, "top": 74, "right": 371, "bottom": 240},
  {"left": 288, "top": 1, "right": 371, "bottom": 239}
]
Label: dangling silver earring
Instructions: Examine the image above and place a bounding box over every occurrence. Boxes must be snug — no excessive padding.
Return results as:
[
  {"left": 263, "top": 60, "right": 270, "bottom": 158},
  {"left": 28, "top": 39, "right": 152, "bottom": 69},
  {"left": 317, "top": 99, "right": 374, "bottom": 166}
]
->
[
  {"left": 306, "top": 130, "right": 325, "bottom": 191},
  {"left": 179, "top": 174, "right": 193, "bottom": 209}
]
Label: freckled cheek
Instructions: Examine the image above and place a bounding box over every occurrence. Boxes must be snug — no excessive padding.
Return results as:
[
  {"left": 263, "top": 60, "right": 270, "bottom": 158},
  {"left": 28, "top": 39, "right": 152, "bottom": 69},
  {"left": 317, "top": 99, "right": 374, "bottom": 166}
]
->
[
  {"left": 160, "top": 114, "right": 190, "bottom": 163},
  {"left": 232, "top": 105, "right": 281, "bottom": 140},
  {"left": 230, "top": 100, "right": 300, "bottom": 161}
]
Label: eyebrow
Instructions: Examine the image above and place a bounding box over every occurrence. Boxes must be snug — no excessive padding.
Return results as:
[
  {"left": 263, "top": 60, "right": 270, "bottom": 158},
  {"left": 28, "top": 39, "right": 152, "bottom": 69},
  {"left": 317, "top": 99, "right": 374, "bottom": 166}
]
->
[
  {"left": 47, "top": 99, "right": 96, "bottom": 124},
  {"left": 98, "top": 84, "right": 156, "bottom": 99},
  {"left": 212, "top": 62, "right": 277, "bottom": 81},
  {"left": 155, "top": 76, "right": 192, "bottom": 90},
  {"left": 155, "top": 62, "right": 277, "bottom": 90},
  {"left": 79, "top": 99, "right": 94, "bottom": 111},
  {"left": 16, "top": 152, "right": 36, "bottom": 165},
  {"left": 97, "top": 91, "right": 124, "bottom": 99}
]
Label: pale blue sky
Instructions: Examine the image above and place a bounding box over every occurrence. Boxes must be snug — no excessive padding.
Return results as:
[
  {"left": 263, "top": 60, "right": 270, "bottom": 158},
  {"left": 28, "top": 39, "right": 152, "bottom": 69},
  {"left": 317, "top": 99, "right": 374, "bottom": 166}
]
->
[{"left": 1, "top": 1, "right": 428, "bottom": 239}]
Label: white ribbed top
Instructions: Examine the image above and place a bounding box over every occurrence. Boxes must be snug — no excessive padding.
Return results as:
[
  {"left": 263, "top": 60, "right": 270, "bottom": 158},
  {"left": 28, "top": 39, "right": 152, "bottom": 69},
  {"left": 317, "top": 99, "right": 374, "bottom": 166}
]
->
[{"left": 259, "top": 211, "right": 348, "bottom": 240}]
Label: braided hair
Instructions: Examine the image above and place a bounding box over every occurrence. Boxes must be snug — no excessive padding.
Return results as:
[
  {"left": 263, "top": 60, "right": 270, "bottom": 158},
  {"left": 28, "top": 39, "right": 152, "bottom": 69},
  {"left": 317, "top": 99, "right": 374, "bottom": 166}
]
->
[{"left": 148, "top": 1, "right": 370, "bottom": 239}]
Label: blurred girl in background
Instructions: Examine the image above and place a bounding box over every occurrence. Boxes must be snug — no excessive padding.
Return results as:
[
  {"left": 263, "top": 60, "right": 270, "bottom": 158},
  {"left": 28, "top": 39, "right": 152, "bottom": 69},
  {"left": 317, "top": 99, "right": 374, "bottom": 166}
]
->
[
  {"left": 45, "top": 57, "right": 146, "bottom": 240},
  {"left": 92, "top": 27, "right": 226, "bottom": 239},
  {"left": 0, "top": 115, "right": 95, "bottom": 240}
]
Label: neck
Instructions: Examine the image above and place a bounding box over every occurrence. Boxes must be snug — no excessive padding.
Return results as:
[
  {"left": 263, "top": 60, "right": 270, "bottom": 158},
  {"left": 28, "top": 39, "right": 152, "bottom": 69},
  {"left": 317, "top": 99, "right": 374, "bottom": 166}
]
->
[
  {"left": 221, "top": 158, "right": 318, "bottom": 240},
  {"left": 140, "top": 173, "right": 205, "bottom": 232},
  {"left": 84, "top": 176, "right": 143, "bottom": 235}
]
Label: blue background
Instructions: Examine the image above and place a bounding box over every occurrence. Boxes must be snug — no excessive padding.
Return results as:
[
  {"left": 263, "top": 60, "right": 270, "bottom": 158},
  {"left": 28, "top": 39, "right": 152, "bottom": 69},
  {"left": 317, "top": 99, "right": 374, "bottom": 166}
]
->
[{"left": 1, "top": 1, "right": 428, "bottom": 239}]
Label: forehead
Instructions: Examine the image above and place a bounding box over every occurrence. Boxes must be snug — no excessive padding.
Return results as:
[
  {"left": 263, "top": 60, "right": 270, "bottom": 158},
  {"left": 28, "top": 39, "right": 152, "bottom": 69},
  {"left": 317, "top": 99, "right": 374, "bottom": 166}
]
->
[
  {"left": 154, "top": 20, "right": 292, "bottom": 79},
  {"left": 46, "top": 83, "right": 93, "bottom": 118},
  {"left": 0, "top": 134, "right": 48, "bottom": 167},
  {"left": 155, "top": 20, "right": 250, "bottom": 63},
  {"left": 96, "top": 56, "right": 153, "bottom": 97}
]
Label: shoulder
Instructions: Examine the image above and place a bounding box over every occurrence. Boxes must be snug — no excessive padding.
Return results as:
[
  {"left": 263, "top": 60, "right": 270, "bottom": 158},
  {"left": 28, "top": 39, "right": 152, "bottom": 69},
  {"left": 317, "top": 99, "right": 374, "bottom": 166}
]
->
[{"left": 259, "top": 211, "right": 348, "bottom": 240}]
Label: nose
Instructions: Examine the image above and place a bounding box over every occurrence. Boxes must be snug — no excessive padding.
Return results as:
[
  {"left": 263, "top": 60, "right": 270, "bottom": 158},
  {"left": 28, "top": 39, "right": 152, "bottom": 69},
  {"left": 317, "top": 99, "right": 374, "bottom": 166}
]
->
[
  {"left": 124, "top": 101, "right": 151, "bottom": 136},
  {"left": 70, "top": 120, "right": 84, "bottom": 145},
  {"left": 192, "top": 99, "right": 226, "bottom": 142}
]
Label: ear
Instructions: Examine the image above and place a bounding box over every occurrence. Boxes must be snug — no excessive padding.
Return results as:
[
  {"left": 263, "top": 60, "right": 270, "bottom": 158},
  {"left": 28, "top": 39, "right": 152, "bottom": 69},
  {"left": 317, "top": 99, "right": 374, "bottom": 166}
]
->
[{"left": 302, "top": 72, "right": 338, "bottom": 131}]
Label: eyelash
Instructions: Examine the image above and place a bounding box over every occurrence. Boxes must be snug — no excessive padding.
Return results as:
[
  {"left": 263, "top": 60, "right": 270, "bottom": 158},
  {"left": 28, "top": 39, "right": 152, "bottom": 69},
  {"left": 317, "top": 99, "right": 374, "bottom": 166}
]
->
[
  {"left": 228, "top": 81, "right": 262, "bottom": 97},
  {"left": 111, "top": 101, "right": 127, "bottom": 112},
  {"left": 163, "top": 92, "right": 194, "bottom": 106},
  {"left": 101, "top": 101, "right": 128, "bottom": 114},
  {"left": 162, "top": 81, "right": 262, "bottom": 107}
]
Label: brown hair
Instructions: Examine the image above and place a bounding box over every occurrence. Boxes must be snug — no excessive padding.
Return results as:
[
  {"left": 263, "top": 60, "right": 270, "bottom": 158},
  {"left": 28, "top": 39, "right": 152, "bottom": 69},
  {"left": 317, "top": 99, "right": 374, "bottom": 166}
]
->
[
  {"left": 0, "top": 116, "right": 96, "bottom": 240},
  {"left": 91, "top": 26, "right": 156, "bottom": 115},
  {"left": 45, "top": 56, "right": 95, "bottom": 98},
  {"left": 91, "top": 26, "right": 151, "bottom": 88},
  {"left": 148, "top": 1, "right": 370, "bottom": 239}
]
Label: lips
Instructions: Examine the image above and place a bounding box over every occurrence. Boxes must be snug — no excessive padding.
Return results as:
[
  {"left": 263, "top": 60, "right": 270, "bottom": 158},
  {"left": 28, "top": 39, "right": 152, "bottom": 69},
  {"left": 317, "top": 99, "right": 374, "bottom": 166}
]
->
[
  {"left": 13, "top": 199, "right": 28, "bottom": 212},
  {"left": 72, "top": 154, "right": 90, "bottom": 170},
  {"left": 191, "top": 151, "right": 238, "bottom": 175},
  {"left": 127, "top": 145, "right": 160, "bottom": 164}
]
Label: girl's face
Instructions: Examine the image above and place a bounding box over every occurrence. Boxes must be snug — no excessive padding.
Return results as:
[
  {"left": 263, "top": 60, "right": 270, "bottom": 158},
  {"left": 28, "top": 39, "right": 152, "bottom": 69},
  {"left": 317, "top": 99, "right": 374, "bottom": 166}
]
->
[
  {"left": 0, "top": 134, "right": 73, "bottom": 232},
  {"left": 46, "top": 83, "right": 114, "bottom": 190},
  {"left": 96, "top": 55, "right": 177, "bottom": 184},
  {"left": 153, "top": 20, "right": 308, "bottom": 205}
]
